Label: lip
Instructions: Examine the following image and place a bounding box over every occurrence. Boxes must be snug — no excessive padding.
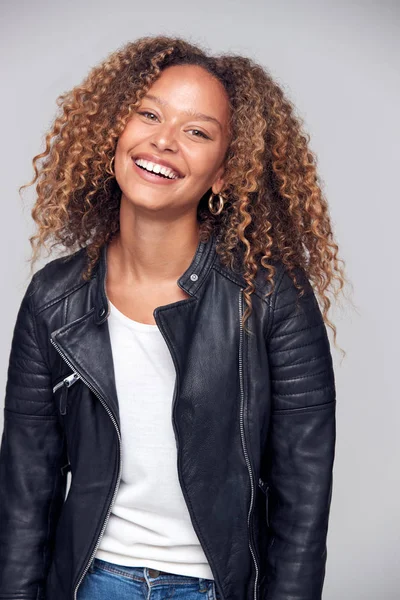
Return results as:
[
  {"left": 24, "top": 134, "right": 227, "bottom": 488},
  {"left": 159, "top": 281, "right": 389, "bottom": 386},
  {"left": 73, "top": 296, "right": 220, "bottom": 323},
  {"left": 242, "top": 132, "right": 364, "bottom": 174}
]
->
[{"left": 132, "top": 153, "right": 184, "bottom": 178}]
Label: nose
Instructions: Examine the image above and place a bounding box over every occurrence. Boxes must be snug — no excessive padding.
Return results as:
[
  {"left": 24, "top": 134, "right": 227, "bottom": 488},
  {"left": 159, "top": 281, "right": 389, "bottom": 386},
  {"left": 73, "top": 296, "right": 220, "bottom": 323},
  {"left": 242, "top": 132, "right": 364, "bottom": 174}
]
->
[{"left": 151, "top": 123, "right": 179, "bottom": 152}]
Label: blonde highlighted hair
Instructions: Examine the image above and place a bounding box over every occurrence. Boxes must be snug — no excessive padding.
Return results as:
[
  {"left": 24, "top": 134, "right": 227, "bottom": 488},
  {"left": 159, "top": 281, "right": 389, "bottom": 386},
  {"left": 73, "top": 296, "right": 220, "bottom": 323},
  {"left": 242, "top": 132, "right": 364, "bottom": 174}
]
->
[{"left": 21, "top": 34, "right": 349, "bottom": 355}]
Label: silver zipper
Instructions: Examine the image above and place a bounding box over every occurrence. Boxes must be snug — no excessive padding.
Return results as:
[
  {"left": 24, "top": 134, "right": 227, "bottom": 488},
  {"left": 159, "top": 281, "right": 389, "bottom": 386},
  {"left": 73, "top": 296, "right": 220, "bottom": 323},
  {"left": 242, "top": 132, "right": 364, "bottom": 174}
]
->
[
  {"left": 238, "top": 288, "right": 259, "bottom": 600},
  {"left": 49, "top": 333, "right": 122, "bottom": 600},
  {"left": 52, "top": 372, "right": 80, "bottom": 394}
]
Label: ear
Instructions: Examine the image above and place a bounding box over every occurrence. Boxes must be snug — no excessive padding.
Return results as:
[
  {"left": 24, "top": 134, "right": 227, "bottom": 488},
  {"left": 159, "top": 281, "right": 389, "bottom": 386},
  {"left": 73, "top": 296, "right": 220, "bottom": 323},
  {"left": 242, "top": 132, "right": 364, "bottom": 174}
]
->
[{"left": 211, "top": 165, "right": 226, "bottom": 195}]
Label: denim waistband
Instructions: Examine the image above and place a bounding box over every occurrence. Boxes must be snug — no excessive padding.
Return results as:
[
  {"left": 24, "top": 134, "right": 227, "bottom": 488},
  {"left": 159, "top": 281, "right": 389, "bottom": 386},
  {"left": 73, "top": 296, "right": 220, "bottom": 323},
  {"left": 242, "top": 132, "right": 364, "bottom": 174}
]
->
[{"left": 89, "top": 556, "right": 214, "bottom": 592}]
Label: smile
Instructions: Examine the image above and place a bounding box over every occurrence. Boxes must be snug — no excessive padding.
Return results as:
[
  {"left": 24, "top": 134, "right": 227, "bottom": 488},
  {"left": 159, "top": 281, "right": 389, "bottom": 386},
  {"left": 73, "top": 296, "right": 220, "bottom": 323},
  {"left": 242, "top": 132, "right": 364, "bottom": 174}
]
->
[
  {"left": 134, "top": 158, "right": 180, "bottom": 179},
  {"left": 131, "top": 158, "right": 182, "bottom": 185}
]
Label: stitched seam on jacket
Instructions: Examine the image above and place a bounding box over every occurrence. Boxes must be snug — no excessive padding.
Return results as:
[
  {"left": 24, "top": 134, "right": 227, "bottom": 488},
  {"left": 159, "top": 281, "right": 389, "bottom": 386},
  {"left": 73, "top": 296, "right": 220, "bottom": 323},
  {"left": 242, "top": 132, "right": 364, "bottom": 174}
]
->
[
  {"left": 271, "top": 335, "right": 326, "bottom": 353},
  {"left": 272, "top": 399, "right": 336, "bottom": 415},
  {"left": 273, "top": 311, "right": 313, "bottom": 326},
  {"left": 9, "top": 382, "right": 52, "bottom": 392},
  {"left": 212, "top": 265, "right": 275, "bottom": 307},
  {"left": 264, "top": 265, "right": 286, "bottom": 340},
  {"left": 271, "top": 369, "right": 330, "bottom": 382},
  {"left": 36, "top": 280, "right": 89, "bottom": 315},
  {"left": 5, "top": 393, "right": 53, "bottom": 404},
  {"left": 63, "top": 294, "right": 69, "bottom": 324},
  {"left": 52, "top": 306, "right": 95, "bottom": 335},
  {"left": 285, "top": 355, "right": 330, "bottom": 367},
  {"left": 0, "top": 594, "right": 38, "bottom": 599},
  {"left": 212, "top": 265, "right": 243, "bottom": 287},
  {"left": 273, "top": 293, "right": 311, "bottom": 312},
  {"left": 4, "top": 408, "right": 59, "bottom": 420},
  {"left": 271, "top": 322, "right": 322, "bottom": 339},
  {"left": 29, "top": 284, "right": 52, "bottom": 373},
  {"left": 272, "top": 384, "right": 334, "bottom": 396}
]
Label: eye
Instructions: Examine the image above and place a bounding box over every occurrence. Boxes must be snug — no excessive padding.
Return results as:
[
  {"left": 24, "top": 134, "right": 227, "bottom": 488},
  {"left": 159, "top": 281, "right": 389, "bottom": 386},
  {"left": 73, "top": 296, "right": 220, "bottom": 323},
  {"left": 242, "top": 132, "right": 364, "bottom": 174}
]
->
[
  {"left": 138, "top": 112, "right": 210, "bottom": 140},
  {"left": 190, "top": 129, "right": 210, "bottom": 140},
  {"left": 139, "top": 111, "right": 158, "bottom": 120}
]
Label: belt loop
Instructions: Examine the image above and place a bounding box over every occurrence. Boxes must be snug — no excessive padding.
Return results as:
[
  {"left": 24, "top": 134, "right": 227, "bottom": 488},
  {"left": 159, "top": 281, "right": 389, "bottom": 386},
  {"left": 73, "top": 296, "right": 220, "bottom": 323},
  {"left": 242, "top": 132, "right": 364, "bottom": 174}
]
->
[{"left": 198, "top": 577, "right": 209, "bottom": 593}]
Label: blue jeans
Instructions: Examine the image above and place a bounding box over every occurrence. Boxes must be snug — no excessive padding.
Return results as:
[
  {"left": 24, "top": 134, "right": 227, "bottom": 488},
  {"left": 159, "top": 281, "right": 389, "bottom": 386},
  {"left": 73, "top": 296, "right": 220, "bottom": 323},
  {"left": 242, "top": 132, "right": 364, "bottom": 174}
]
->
[{"left": 77, "top": 557, "right": 222, "bottom": 600}]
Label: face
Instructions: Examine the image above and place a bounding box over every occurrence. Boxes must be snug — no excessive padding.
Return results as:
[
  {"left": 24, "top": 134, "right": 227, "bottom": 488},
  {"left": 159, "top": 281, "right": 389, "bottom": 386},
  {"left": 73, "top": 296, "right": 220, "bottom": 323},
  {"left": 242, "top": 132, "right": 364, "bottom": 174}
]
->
[{"left": 114, "top": 64, "right": 231, "bottom": 217}]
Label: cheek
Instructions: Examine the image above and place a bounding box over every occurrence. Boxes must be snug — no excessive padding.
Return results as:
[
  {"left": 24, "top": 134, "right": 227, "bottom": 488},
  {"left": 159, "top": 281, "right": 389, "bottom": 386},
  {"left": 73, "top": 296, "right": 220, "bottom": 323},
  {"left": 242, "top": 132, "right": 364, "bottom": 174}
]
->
[
  {"left": 115, "top": 119, "right": 141, "bottom": 151},
  {"left": 190, "top": 151, "right": 222, "bottom": 181},
  {"left": 115, "top": 132, "right": 131, "bottom": 156},
  {"left": 113, "top": 146, "right": 124, "bottom": 177},
  {"left": 114, "top": 132, "right": 136, "bottom": 169},
  {"left": 114, "top": 145, "right": 133, "bottom": 183}
]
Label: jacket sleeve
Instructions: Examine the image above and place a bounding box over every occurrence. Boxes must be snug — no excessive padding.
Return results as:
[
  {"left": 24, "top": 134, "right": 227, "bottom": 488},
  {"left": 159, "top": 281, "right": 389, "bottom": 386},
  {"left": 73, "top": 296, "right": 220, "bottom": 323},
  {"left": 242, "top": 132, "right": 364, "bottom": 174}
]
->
[
  {"left": 262, "top": 266, "right": 336, "bottom": 600},
  {"left": 0, "top": 274, "right": 68, "bottom": 600}
]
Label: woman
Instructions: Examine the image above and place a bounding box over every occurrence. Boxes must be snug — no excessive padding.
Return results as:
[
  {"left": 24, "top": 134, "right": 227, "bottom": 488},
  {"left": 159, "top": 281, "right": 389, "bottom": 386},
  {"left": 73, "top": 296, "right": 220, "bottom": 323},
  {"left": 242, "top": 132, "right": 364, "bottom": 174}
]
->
[{"left": 0, "top": 35, "right": 346, "bottom": 600}]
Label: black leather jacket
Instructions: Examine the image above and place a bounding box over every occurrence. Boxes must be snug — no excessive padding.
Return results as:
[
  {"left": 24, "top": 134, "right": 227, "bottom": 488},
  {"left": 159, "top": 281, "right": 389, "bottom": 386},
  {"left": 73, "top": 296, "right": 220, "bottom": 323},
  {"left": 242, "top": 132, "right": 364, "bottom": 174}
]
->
[{"left": 0, "top": 232, "right": 336, "bottom": 600}]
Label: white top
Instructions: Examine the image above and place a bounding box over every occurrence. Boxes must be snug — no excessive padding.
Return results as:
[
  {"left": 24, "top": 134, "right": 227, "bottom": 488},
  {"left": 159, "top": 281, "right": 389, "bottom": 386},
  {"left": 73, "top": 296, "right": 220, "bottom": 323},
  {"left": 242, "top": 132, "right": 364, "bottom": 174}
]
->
[{"left": 95, "top": 299, "right": 214, "bottom": 580}]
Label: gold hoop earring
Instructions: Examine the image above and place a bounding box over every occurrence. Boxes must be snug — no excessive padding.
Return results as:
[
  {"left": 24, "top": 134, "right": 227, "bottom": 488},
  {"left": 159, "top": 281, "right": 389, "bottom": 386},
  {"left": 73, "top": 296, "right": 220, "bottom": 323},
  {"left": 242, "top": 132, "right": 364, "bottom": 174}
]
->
[
  {"left": 208, "top": 191, "right": 225, "bottom": 216},
  {"left": 108, "top": 155, "right": 115, "bottom": 176}
]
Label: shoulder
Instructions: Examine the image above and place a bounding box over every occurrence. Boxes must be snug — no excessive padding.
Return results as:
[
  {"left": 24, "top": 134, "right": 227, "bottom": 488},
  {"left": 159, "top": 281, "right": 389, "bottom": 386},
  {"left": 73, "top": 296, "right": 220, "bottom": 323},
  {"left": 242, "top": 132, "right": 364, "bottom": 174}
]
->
[
  {"left": 28, "top": 246, "right": 92, "bottom": 311},
  {"left": 213, "top": 248, "right": 311, "bottom": 305}
]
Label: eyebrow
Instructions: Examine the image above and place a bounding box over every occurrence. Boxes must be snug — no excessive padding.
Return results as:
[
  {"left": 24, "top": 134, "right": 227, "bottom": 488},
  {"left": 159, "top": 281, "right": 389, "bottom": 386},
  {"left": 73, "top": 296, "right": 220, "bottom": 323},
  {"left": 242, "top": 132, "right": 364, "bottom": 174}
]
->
[{"left": 142, "top": 93, "right": 222, "bottom": 130}]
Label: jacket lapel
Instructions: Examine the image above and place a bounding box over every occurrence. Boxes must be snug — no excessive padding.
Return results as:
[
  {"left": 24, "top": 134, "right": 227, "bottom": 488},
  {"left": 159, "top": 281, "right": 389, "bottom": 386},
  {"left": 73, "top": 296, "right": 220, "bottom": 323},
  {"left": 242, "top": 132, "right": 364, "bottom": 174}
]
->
[
  {"left": 50, "top": 308, "right": 120, "bottom": 426},
  {"left": 50, "top": 231, "right": 218, "bottom": 430}
]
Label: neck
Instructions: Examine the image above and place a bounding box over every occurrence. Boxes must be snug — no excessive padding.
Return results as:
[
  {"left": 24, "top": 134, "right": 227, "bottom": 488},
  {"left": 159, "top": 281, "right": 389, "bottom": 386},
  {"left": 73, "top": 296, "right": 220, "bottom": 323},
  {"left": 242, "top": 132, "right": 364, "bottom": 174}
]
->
[{"left": 107, "top": 202, "right": 201, "bottom": 287}]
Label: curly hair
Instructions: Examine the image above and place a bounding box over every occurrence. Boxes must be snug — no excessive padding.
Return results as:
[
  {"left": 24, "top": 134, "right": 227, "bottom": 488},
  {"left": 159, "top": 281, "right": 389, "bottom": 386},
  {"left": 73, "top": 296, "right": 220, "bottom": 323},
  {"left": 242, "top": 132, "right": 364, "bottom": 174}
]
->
[{"left": 20, "top": 34, "right": 349, "bottom": 355}]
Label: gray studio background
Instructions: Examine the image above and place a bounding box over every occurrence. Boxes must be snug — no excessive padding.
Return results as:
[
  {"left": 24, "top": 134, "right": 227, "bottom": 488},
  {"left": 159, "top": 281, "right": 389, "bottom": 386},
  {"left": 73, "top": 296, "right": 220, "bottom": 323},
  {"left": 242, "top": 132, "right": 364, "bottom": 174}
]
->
[{"left": 1, "top": 1, "right": 398, "bottom": 598}]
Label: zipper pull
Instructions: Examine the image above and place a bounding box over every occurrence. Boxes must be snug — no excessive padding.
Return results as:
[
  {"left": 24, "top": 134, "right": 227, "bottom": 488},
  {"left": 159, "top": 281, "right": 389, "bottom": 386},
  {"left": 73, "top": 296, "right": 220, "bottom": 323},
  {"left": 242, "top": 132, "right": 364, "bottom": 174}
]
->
[
  {"left": 258, "top": 477, "right": 267, "bottom": 493},
  {"left": 60, "top": 383, "right": 68, "bottom": 415},
  {"left": 258, "top": 478, "right": 270, "bottom": 528},
  {"left": 59, "top": 372, "right": 80, "bottom": 415}
]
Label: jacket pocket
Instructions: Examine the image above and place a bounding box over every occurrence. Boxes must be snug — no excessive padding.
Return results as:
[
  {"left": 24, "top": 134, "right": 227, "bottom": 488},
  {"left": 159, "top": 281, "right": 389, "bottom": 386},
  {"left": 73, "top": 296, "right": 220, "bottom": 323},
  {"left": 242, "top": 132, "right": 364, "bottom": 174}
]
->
[
  {"left": 53, "top": 372, "right": 81, "bottom": 415},
  {"left": 258, "top": 477, "right": 270, "bottom": 528}
]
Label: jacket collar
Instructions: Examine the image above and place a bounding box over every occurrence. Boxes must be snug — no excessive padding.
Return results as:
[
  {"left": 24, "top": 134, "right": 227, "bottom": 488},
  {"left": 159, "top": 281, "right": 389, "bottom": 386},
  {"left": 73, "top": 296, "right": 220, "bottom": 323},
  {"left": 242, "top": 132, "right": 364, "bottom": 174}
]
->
[{"left": 93, "top": 230, "right": 218, "bottom": 326}]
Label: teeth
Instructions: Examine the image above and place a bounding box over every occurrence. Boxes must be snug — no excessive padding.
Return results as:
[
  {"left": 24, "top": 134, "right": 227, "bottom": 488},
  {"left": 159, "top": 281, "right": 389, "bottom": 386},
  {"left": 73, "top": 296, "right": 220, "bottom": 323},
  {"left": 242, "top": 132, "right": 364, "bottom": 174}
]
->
[{"left": 134, "top": 158, "right": 179, "bottom": 179}]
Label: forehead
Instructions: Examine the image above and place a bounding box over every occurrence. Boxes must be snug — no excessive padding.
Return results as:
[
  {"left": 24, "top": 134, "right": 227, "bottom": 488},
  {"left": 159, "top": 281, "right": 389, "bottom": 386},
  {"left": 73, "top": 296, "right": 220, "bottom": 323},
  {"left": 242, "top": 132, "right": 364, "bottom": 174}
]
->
[{"left": 144, "top": 65, "right": 230, "bottom": 120}]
